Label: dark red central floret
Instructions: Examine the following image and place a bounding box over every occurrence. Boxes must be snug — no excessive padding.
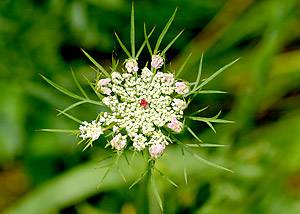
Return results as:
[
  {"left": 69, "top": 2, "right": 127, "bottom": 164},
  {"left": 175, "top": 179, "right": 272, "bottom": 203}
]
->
[{"left": 140, "top": 99, "right": 148, "bottom": 108}]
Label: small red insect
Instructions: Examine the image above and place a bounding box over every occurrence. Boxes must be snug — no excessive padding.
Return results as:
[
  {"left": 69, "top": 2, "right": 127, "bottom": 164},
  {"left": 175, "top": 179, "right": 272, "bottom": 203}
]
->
[{"left": 140, "top": 99, "right": 148, "bottom": 108}]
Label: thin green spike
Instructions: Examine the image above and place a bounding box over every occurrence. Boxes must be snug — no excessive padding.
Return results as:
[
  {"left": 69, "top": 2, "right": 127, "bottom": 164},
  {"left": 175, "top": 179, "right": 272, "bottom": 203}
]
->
[
  {"left": 154, "top": 7, "right": 178, "bottom": 54},
  {"left": 185, "top": 125, "right": 203, "bottom": 143},
  {"left": 175, "top": 53, "right": 192, "bottom": 78},
  {"left": 206, "top": 121, "right": 217, "bottom": 133},
  {"left": 56, "top": 109, "right": 82, "bottom": 124},
  {"left": 155, "top": 167, "right": 178, "bottom": 187},
  {"left": 70, "top": 66, "right": 89, "bottom": 99},
  {"left": 76, "top": 139, "right": 85, "bottom": 146},
  {"left": 193, "top": 52, "right": 203, "bottom": 91},
  {"left": 195, "top": 58, "right": 240, "bottom": 91},
  {"left": 161, "top": 29, "right": 184, "bottom": 55},
  {"left": 57, "top": 100, "right": 88, "bottom": 116},
  {"left": 196, "top": 90, "right": 228, "bottom": 94},
  {"left": 129, "top": 169, "right": 149, "bottom": 189},
  {"left": 123, "top": 151, "right": 132, "bottom": 169},
  {"left": 82, "top": 139, "right": 93, "bottom": 152},
  {"left": 81, "top": 49, "right": 111, "bottom": 78},
  {"left": 170, "top": 136, "right": 234, "bottom": 173},
  {"left": 114, "top": 32, "right": 131, "bottom": 58},
  {"left": 40, "top": 74, "right": 85, "bottom": 101},
  {"left": 189, "top": 106, "right": 209, "bottom": 116},
  {"left": 151, "top": 168, "right": 163, "bottom": 211},
  {"left": 130, "top": 2, "right": 135, "bottom": 58},
  {"left": 186, "top": 144, "right": 228, "bottom": 147},
  {"left": 188, "top": 116, "right": 235, "bottom": 124},
  {"left": 144, "top": 23, "right": 153, "bottom": 56},
  {"left": 116, "top": 163, "right": 127, "bottom": 183},
  {"left": 180, "top": 147, "right": 188, "bottom": 185},
  {"left": 37, "top": 129, "right": 80, "bottom": 134},
  {"left": 97, "top": 154, "right": 120, "bottom": 189},
  {"left": 97, "top": 155, "right": 115, "bottom": 162},
  {"left": 95, "top": 164, "right": 112, "bottom": 169},
  {"left": 213, "top": 110, "right": 222, "bottom": 119},
  {"left": 136, "top": 25, "right": 156, "bottom": 58},
  {"left": 81, "top": 73, "right": 104, "bottom": 100}
]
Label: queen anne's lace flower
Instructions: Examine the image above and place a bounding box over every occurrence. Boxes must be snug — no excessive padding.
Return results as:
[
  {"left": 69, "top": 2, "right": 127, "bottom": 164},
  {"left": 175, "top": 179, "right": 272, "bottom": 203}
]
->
[
  {"left": 41, "top": 7, "right": 236, "bottom": 207},
  {"left": 79, "top": 57, "right": 190, "bottom": 159}
]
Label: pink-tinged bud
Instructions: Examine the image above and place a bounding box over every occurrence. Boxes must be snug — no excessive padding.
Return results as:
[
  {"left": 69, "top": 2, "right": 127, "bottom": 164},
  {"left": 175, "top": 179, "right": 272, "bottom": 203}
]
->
[
  {"left": 140, "top": 99, "right": 149, "bottom": 108},
  {"left": 99, "top": 78, "right": 111, "bottom": 86},
  {"left": 125, "top": 58, "right": 138, "bottom": 73},
  {"left": 100, "top": 87, "right": 112, "bottom": 96},
  {"left": 173, "top": 98, "right": 187, "bottom": 110},
  {"left": 175, "top": 82, "right": 189, "bottom": 94},
  {"left": 149, "top": 144, "right": 166, "bottom": 159},
  {"left": 110, "top": 133, "right": 127, "bottom": 150},
  {"left": 167, "top": 117, "right": 183, "bottom": 133},
  {"left": 151, "top": 55, "right": 164, "bottom": 69}
]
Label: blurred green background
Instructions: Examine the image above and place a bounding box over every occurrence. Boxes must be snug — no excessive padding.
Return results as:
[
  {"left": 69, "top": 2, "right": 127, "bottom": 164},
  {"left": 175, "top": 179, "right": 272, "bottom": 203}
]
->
[{"left": 1, "top": 0, "right": 300, "bottom": 213}]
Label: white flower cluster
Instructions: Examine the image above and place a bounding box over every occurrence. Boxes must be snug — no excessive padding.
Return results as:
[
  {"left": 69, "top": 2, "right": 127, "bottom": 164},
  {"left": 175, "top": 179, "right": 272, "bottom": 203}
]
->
[
  {"left": 79, "top": 55, "right": 190, "bottom": 159},
  {"left": 79, "top": 120, "right": 103, "bottom": 142}
]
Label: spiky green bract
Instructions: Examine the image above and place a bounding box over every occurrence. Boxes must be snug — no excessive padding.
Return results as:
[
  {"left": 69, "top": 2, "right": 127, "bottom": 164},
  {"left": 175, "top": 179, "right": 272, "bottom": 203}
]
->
[
  {"left": 188, "top": 111, "right": 234, "bottom": 133},
  {"left": 97, "top": 152, "right": 124, "bottom": 189},
  {"left": 175, "top": 53, "right": 192, "bottom": 78},
  {"left": 185, "top": 125, "right": 203, "bottom": 143},
  {"left": 70, "top": 66, "right": 89, "bottom": 99},
  {"left": 37, "top": 129, "right": 80, "bottom": 134},
  {"left": 137, "top": 25, "right": 156, "bottom": 58},
  {"left": 151, "top": 170, "right": 163, "bottom": 211},
  {"left": 81, "top": 49, "right": 111, "bottom": 78},
  {"left": 129, "top": 169, "right": 149, "bottom": 190},
  {"left": 114, "top": 32, "right": 131, "bottom": 58},
  {"left": 170, "top": 136, "right": 234, "bottom": 173},
  {"left": 161, "top": 29, "right": 184, "bottom": 56},
  {"left": 40, "top": 74, "right": 86, "bottom": 101},
  {"left": 155, "top": 167, "right": 178, "bottom": 187},
  {"left": 144, "top": 23, "right": 153, "bottom": 56},
  {"left": 187, "top": 57, "right": 240, "bottom": 99},
  {"left": 56, "top": 100, "right": 88, "bottom": 117},
  {"left": 131, "top": 2, "right": 135, "bottom": 58},
  {"left": 154, "top": 7, "right": 178, "bottom": 54},
  {"left": 55, "top": 109, "right": 82, "bottom": 124}
]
